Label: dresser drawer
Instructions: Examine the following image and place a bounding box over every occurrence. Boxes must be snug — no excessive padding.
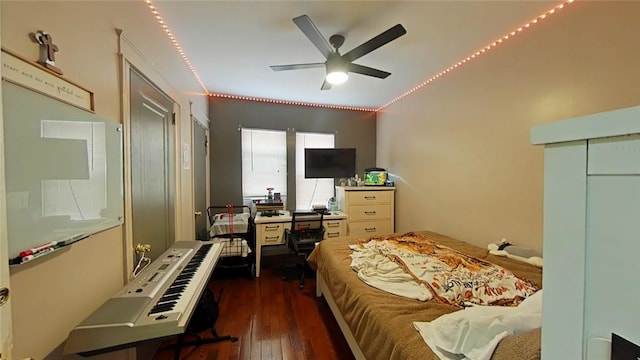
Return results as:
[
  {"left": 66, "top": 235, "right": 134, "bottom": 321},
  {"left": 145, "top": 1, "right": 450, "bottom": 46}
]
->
[
  {"left": 258, "top": 222, "right": 290, "bottom": 245},
  {"left": 347, "top": 204, "right": 391, "bottom": 221},
  {"left": 324, "top": 219, "right": 346, "bottom": 239},
  {"left": 348, "top": 190, "right": 392, "bottom": 205},
  {"left": 349, "top": 220, "right": 392, "bottom": 237}
]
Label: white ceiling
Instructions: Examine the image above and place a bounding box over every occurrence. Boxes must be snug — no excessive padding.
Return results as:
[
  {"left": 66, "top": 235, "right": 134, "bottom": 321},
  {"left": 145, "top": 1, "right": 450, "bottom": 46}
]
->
[{"left": 153, "top": 1, "right": 561, "bottom": 109}]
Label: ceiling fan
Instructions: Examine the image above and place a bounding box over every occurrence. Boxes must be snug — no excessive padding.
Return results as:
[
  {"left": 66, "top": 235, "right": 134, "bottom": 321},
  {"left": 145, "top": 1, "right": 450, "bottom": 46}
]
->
[{"left": 270, "top": 15, "right": 407, "bottom": 90}]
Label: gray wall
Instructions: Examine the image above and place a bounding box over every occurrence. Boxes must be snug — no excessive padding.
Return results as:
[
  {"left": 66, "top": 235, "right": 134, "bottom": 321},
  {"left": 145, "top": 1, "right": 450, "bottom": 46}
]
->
[{"left": 209, "top": 97, "right": 377, "bottom": 208}]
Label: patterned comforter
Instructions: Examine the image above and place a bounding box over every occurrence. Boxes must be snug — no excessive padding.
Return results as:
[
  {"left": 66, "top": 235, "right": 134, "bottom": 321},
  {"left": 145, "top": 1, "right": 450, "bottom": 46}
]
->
[{"left": 354, "top": 232, "right": 538, "bottom": 306}]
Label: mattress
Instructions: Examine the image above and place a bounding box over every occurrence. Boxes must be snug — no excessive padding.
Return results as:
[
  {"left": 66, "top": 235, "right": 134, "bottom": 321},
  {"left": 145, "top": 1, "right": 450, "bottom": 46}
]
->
[{"left": 307, "top": 230, "right": 543, "bottom": 360}]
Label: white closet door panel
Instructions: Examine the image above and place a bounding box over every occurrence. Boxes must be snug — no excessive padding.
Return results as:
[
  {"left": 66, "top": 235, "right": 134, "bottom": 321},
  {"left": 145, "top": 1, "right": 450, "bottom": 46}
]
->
[
  {"left": 541, "top": 142, "right": 588, "bottom": 360},
  {"left": 588, "top": 134, "right": 640, "bottom": 175},
  {"left": 585, "top": 176, "right": 640, "bottom": 347}
]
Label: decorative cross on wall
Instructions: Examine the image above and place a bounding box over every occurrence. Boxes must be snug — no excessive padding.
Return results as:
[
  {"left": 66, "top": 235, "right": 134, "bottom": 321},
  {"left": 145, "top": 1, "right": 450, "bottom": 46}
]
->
[{"left": 31, "top": 30, "right": 63, "bottom": 75}]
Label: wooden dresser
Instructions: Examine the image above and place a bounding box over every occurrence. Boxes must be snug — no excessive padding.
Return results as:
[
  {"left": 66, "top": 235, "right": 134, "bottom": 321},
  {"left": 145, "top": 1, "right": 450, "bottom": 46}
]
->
[{"left": 335, "top": 186, "right": 395, "bottom": 236}]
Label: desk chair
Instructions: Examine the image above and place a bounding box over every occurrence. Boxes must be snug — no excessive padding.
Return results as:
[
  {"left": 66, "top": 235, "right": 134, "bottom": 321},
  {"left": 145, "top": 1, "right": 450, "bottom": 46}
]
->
[{"left": 283, "top": 211, "right": 325, "bottom": 290}]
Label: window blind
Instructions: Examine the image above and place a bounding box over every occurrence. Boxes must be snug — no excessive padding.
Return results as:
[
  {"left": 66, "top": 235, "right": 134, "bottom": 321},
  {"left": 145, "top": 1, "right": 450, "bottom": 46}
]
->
[{"left": 241, "top": 128, "right": 287, "bottom": 205}]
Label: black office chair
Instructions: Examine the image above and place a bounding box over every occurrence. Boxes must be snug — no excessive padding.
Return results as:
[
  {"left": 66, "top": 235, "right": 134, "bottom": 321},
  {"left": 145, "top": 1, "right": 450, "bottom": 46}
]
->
[{"left": 283, "top": 211, "right": 325, "bottom": 290}]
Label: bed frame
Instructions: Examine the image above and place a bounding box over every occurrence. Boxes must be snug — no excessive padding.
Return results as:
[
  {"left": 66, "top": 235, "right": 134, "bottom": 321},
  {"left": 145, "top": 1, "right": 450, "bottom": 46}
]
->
[
  {"left": 316, "top": 272, "right": 366, "bottom": 360},
  {"left": 310, "top": 233, "right": 543, "bottom": 360}
]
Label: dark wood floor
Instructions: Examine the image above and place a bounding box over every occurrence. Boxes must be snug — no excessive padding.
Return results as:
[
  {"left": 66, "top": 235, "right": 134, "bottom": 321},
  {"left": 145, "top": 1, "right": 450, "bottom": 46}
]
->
[{"left": 152, "top": 264, "right": 355, "bottom": 360}]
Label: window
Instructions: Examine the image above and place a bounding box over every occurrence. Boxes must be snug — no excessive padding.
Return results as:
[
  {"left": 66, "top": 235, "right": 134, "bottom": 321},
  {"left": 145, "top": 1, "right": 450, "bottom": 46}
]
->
[
  {"left": 241, "top": 128, "right": 287, "bottom": 205},
  {"left": 295, "top": 132, "right": 335, "bottom": 210}
]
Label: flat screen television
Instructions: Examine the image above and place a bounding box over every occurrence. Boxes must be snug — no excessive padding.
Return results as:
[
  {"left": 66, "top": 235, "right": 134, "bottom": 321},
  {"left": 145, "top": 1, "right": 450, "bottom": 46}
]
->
[{"left": 305, "top": 148, "right": 356, "bottom": 179}]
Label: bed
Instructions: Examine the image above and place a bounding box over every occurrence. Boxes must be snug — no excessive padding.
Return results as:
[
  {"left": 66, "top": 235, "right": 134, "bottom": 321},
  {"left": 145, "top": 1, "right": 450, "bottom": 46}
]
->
[{"left": 308, "top": 230, "right": 543, "bottom": 360}]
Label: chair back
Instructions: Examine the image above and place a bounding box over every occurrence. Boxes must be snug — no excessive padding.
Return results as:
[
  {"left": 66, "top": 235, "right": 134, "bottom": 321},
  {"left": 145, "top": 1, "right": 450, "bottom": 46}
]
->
[
  {"left": 288, "top": 211, "right": 324, "bottom": 246},
  {"left": 291, "top": 211, "right": 324, "bottom": 239}
]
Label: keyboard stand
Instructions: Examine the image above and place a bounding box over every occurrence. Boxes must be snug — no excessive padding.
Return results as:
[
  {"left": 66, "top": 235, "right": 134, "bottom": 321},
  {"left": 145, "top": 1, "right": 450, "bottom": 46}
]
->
[
  {"left": 165, "top": 330, "right": 238, "bottom": 360},
  {"left": 159, "top": 287, "right": 238, "bottom": 359}
]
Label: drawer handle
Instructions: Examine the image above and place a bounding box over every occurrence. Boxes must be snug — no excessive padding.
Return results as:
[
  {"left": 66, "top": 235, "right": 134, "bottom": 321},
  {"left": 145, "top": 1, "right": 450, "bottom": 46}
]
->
[
  {"left": 265, "top": 236, "right": 280, "bottom": 241},
  {"left": 364, "top": 196, "right": 376, "bottom": 200},
  {"left": 364, "top": 227, "right": 377, "bottom": 232},
  {"left": 364, "top": 211, "right": 377, "bottom": 215},
  {"left": 265, "top": 225, "right": 280, "bottom": 230},
  {"left": 327, "top": 232, "right": 340, "bottom": 237},
  {"left": 326, "top": 222, "right": 339, "bottom": 227}
]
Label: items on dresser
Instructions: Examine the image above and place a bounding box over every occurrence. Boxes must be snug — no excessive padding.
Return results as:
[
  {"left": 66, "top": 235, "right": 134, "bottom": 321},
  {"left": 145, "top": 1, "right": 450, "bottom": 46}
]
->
[
  {"left": 335, "top": 186, "right": 395, "bottom": 236},
  {"left": 363, "top": 167, "right": 388, "bottom": 186},
  {"left": 253, "top": 210, "right": 347, "bottom": 277}
]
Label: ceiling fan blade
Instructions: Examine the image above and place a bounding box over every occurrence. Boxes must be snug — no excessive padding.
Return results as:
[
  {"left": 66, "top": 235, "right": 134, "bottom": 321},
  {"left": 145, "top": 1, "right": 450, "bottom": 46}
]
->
[
  {"left": 270, "top": 63, "right": 325, "bottom": 71},
  {"left": 347, "top": 63, "right": 391, "bottom": 79},
  {"left": 321, "top": 79, "right": 332, "bottom": 90},
  {"left": 342, "top": 24, "right": 407, "bottom": 63},
  {"left": 293, "top": 15, "right": 334, "bottom": 59}
]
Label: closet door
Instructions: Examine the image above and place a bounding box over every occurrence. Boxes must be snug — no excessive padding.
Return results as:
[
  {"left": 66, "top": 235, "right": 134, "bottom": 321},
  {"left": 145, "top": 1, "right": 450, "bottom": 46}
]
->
[
  {"left": 584, "top": 135, "right": 640, "bottom": 350},
  {"left": 585, "top": 175, "right": 640, "bottom": 346}
]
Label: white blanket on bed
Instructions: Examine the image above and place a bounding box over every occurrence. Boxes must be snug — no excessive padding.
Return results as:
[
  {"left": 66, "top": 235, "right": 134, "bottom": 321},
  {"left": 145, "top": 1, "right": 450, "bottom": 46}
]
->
[
  {"left": 349, "top": 244, "right": 432, "bottom": 301},
  {"left": 413, "top": 290, "right": 543, "bottom": 360}
]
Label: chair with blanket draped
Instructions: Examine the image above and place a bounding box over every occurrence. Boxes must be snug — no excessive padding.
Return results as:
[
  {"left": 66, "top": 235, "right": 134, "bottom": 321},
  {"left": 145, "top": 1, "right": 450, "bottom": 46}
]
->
[{"left": 283, "top": 211, "right": 325, "bottom": 290}]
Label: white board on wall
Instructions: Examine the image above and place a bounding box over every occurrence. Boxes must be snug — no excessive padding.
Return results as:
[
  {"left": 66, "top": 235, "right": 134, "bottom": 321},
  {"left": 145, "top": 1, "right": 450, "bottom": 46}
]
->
[{"left": 3, "top": 80, "right": 123, "bottom": 264}]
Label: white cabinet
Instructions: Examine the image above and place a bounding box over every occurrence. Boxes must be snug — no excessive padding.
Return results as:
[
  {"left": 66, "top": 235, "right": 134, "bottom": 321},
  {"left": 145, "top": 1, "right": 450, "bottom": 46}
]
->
[
  {"left": 336, "top": 186, "right": 395, "bottom": 236},
  {"left": 531, "top": 105, "right": 640, "bottom": 360}
]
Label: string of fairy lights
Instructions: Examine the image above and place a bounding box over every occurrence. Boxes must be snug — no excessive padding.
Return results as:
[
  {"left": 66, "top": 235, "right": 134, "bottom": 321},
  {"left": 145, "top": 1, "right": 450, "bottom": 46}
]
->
[
  {"left": 144, "top": 0, "right": 576, "bottom": 113},
  {"left": 375, "top": 0, "right": 575, "bottom": 111},
  {"left": 143, "top": 0, "right": 209, "bottom": 94}
]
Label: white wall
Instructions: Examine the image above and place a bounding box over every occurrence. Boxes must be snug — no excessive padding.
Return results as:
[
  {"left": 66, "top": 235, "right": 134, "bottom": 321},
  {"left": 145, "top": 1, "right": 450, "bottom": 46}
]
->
[
  {"left": 1, "top": 1, "right": 206, "bottom": 358},
  {"left": 377, "top": 1, "right": 640, "bottom": 252}
]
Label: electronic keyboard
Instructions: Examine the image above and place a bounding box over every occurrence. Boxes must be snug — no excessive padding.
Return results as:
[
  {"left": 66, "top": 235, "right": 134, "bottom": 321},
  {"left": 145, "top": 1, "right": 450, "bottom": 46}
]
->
[{"left": 63, "top": 241, "right": 222, "bottom": 356}]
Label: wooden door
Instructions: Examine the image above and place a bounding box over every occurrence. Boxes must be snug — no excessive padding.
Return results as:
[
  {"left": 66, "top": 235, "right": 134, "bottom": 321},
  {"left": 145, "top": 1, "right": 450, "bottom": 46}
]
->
[{"left": 129, "top": 69, "right": 175, "bottom": 261}]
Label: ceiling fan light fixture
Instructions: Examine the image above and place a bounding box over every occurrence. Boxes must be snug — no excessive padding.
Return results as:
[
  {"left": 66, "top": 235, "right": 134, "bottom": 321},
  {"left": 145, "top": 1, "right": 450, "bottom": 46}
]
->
[
  {"left": 325, "top": 56, "right": 348, "bottom": 85},
  {"left": 326, "top": 71, "right": 348, "bottom": 85},
  {"left": 271, "top": 15, "right": 406, "bottom": 90}
]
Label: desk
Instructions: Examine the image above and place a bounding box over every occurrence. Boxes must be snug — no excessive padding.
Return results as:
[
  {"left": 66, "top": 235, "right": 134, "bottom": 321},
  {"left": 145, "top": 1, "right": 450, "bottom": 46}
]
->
[{"left": 253, "top": 211, "right": 347, "bottom": 277}]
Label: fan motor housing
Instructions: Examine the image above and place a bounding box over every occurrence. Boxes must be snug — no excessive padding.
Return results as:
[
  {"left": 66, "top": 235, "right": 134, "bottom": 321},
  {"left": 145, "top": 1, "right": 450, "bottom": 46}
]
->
[{"left": 329, "top": 34, "right": 345, "bottom": 50}]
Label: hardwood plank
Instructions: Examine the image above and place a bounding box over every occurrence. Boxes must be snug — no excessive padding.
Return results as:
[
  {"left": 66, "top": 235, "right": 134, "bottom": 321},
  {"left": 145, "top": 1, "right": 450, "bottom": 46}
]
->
[{"left": 152, "top": 267, "right": 354, "bottom": 360}]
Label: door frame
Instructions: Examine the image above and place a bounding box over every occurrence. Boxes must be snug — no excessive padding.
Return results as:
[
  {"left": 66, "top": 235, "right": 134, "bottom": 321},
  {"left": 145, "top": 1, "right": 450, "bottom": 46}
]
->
[
  {"left": 192, "top": 110, "right": 210, "bottom": 240},
  {"left": 118, "top": 55, "right": 182, "bottom": 280},
  {"left": 0, "top": 17, "right": 15, "bottom": 356}
]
